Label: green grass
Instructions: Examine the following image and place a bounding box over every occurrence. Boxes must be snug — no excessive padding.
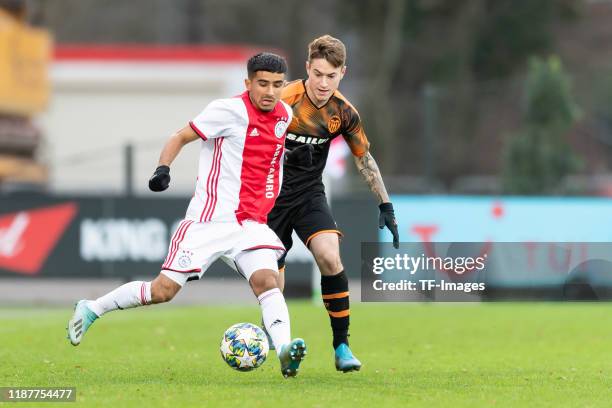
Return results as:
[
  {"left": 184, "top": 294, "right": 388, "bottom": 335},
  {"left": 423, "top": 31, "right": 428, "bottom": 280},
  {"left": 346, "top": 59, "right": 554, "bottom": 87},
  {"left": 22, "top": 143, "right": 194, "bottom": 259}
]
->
[{"left": 1, "top": 302, "right": 612, "bottom": 407}]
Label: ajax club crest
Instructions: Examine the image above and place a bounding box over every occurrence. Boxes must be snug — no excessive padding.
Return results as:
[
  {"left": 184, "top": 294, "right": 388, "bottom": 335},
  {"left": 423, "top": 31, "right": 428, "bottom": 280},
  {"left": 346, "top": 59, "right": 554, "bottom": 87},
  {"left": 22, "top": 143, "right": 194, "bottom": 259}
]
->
[
  {"left": 178, "top": 250, "right": 193, "bottom": 268},
  {"left": 274, "top": 120, "right": 288, "bottom": 138}
]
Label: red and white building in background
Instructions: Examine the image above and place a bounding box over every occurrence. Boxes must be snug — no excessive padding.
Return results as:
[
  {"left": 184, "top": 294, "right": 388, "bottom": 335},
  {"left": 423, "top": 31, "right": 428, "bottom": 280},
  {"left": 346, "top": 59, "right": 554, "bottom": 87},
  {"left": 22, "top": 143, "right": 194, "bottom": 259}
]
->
[{"left": 43, "top": 44, "right": 269, "bottom": 194}]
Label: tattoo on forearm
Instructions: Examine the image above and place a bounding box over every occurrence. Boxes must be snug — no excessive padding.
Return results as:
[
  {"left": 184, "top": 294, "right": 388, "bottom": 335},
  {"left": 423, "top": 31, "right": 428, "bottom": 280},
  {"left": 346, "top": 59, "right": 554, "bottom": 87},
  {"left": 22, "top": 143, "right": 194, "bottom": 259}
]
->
[{"left": 355, "top": 152, "right": 390, "bottom": 204}]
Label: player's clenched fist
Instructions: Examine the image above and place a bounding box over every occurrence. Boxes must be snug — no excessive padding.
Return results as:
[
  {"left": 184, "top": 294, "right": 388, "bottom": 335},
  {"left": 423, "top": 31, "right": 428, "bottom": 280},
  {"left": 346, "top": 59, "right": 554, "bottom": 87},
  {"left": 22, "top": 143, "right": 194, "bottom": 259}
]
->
[{"left": 149, "top": 165, "right": 171, "bottom": 192}]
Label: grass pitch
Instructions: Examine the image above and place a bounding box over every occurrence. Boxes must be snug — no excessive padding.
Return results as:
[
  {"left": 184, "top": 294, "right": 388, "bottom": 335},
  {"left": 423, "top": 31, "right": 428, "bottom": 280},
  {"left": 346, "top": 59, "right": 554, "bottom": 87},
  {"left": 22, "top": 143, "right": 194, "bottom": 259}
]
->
[{"left": 1, "top": 302, "right": 612, "bottom": 407}]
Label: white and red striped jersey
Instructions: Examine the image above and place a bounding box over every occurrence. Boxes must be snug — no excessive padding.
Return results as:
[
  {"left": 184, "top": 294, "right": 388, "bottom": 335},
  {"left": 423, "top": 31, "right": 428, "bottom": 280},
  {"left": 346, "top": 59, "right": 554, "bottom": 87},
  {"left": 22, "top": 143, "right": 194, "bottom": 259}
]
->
[{"left": 185, "top": 91, "right": 292, "bottom": 224}]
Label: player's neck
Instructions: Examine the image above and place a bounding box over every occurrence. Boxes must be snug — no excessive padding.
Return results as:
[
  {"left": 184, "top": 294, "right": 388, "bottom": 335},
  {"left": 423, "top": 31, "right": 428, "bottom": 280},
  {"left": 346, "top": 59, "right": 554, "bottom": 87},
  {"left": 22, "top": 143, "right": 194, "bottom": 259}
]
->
[{"left": 304, "top": 79, "right": 331, "bottom": 109}]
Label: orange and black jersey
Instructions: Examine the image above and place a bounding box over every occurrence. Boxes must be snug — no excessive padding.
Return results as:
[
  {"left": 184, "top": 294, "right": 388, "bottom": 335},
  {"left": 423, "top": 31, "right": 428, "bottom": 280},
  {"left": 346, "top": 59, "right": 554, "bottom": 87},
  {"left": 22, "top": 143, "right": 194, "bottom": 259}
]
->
[{"left": 278, "top": 79, "right": 370, "bottom": 201}]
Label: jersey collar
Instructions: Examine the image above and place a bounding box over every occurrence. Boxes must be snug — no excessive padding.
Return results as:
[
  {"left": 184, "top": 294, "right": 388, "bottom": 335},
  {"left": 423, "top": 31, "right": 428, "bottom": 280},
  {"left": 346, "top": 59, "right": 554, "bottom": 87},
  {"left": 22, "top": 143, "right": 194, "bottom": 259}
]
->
[{"left": 301, "top": 79, "right": 334, "bottom": 110}]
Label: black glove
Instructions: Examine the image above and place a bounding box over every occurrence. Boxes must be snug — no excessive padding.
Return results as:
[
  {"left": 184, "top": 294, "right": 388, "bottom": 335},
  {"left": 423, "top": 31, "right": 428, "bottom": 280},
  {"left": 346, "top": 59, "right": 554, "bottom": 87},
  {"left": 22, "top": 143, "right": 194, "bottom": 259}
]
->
[
  {"left": 379, "top": 202, "right": 399, "bottom": 249},
  {"left": 149, "top": 165, "right": 171, "bottom": 192},
  {"left": 285, "top": 144, "right": 314, "bottom": 166}
]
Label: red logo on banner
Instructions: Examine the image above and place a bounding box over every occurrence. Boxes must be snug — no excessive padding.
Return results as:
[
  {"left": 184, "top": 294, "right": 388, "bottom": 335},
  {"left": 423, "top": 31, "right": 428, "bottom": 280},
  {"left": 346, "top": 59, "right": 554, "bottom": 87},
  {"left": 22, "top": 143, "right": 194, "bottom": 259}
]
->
[{"left": 0, "top": 203, "right": 78, "bottom": 275}]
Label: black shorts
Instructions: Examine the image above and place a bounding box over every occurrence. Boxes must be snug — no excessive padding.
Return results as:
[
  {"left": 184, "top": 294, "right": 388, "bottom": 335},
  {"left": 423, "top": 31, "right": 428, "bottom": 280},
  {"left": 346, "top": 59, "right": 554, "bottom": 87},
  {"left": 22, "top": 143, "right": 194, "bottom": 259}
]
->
[{"left": 267, "top": 191, "right": 342, "bottom": 269}]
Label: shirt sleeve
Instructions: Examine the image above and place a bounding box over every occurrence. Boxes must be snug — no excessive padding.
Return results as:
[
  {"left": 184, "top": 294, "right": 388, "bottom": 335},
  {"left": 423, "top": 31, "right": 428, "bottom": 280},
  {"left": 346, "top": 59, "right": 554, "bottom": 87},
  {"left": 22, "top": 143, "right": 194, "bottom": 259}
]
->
[
  {"left": 341, "top": 105, "right": 370, "bottom": 157},
  {"left": 189, "top": 99, "right": 237, "bottom": 140}
]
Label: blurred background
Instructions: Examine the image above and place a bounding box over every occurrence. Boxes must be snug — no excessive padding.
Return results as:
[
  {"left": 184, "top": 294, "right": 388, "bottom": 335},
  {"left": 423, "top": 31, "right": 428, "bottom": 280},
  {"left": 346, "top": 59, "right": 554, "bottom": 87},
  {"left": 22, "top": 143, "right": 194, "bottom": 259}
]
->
[{"left": 1, "top": 0, "right": 612, "bottom": 304}]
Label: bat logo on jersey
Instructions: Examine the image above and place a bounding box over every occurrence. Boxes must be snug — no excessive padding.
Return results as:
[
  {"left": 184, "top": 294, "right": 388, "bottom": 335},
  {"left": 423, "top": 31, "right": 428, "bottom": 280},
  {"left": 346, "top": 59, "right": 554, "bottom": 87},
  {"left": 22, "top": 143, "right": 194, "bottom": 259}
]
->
[
  {"left": 327, "top": 115, "right": 341, "bottom": 133},
  {"left": 274, "top": 120, "right": 288, "bottom": 139}
]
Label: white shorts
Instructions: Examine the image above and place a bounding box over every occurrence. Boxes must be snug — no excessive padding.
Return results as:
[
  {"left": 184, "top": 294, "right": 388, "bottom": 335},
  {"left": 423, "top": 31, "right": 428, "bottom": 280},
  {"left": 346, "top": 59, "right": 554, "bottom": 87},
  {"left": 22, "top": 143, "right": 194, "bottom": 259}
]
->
[{"left": 160, "top": 219, "right": 285, "bottom": 286}]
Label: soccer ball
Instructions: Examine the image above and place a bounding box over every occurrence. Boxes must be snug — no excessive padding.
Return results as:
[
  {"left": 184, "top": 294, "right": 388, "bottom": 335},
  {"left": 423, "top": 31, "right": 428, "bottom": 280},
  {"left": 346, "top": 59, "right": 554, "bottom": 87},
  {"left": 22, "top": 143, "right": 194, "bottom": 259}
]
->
[{"left": 220, "top": 323, "right": 269, "bottom": 371}]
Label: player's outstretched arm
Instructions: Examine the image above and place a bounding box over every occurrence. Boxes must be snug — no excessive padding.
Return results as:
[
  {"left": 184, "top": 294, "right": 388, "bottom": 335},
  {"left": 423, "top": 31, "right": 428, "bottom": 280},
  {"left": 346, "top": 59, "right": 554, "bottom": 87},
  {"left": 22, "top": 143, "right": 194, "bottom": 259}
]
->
[
  {"left": 157, "top": 125, "right": 200, "bottom": 167},
  {"left": 149, "top": 125, "right": 200, "bottom": 192},
  {"left": 353, "top": 151, "right": 400, "bottom": 248}
]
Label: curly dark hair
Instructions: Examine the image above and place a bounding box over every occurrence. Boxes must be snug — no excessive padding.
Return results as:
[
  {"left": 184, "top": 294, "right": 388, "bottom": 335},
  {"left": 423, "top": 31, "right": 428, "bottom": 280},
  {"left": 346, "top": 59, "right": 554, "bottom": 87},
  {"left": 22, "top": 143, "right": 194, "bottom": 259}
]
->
[{"left": 247, "top": 53, "right": 288, "bottom": 79}]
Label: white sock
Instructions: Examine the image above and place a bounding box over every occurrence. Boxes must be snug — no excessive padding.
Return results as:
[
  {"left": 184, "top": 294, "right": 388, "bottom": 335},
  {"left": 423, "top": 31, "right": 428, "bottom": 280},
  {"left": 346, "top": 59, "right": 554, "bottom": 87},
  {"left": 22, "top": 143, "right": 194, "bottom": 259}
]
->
[
  {"left": 258, "top": 288, "right": 291, "bottom": 352},
  {"left": 87, "top": 281, "right": 151, "bottom": 317}
]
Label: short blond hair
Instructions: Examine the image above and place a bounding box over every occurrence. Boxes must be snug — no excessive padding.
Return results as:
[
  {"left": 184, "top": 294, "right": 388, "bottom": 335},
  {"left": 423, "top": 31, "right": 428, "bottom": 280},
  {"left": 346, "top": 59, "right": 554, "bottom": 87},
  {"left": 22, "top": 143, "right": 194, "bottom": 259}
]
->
[{"left": 308, "top": 35, "right": 346, "bottom": 68}]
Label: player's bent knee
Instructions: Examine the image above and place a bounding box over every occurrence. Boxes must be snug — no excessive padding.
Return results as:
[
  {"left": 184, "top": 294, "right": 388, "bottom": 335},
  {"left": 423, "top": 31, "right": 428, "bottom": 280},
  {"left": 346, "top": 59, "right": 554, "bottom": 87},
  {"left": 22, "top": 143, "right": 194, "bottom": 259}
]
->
[
  {"left": 315, "top": 250, "right": 343, "bottom": 275},
  {"left": 235, "top": 248, "right": 280, "bottom": 296},
  {"left": 249, "top": 269, "right": 279, "bottom": 296},
  {"left": 151, "top": 274, "right": 182, "bottom": 303},
  {"left": 309, "top": 233, "right": 343, "bottom": 274}
]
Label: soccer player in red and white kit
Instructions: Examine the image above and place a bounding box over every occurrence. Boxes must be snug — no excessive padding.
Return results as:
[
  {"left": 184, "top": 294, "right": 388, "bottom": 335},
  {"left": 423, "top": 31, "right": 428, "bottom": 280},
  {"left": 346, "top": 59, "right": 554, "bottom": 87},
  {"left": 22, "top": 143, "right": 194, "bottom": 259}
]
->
[{"left": 67, "top": 53, "right": 307, "bottom": 378}]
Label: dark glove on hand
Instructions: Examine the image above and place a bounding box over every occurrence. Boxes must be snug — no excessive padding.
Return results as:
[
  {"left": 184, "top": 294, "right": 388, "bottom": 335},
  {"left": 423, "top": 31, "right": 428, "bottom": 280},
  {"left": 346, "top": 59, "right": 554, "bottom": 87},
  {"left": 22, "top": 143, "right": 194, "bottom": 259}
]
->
[
  {"left": 149, "top": 165, "right": 171, "bottom": 192},
  {"left": 285, "top": 144, "right": 314, "bottom": 166},
  {"left": 379, "top": 202, "right": 399, "bottom": 249}
]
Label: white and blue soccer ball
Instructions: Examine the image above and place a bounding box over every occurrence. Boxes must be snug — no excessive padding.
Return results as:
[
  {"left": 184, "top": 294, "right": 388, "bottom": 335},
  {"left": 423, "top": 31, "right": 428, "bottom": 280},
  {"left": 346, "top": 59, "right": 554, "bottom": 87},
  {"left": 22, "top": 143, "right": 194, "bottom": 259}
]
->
[{"left": 220, "top": 323, "right": 269, "bottom": 371}]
